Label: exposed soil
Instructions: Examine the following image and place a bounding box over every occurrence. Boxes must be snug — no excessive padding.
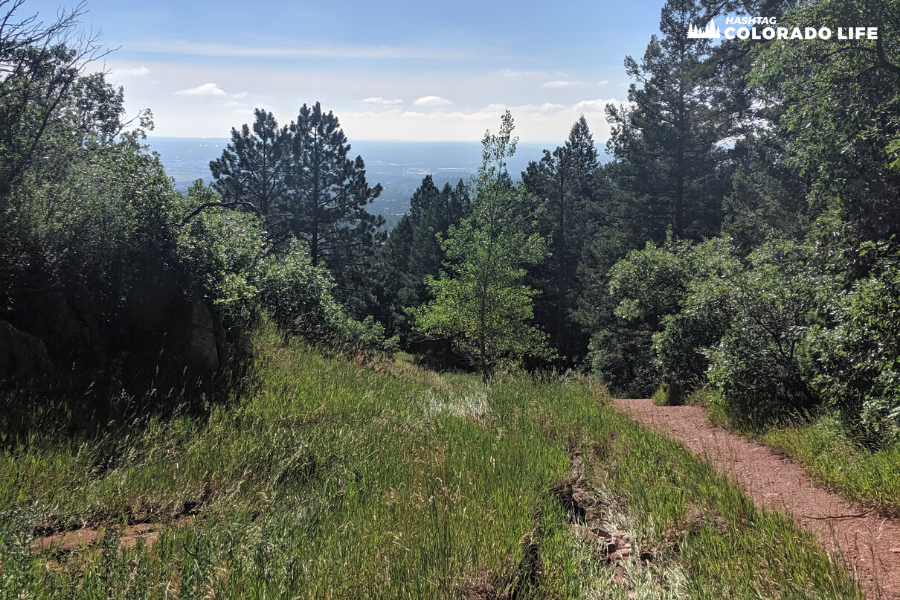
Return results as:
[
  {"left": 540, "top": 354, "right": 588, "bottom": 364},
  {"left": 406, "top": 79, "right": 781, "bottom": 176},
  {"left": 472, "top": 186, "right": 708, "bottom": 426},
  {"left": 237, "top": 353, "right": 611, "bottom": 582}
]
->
[
  {"left": 31, "top": 516, "right": 191, "bottom": 556},
  {"left": 614, "top": 398, "right": 900, "bottom": 600}
]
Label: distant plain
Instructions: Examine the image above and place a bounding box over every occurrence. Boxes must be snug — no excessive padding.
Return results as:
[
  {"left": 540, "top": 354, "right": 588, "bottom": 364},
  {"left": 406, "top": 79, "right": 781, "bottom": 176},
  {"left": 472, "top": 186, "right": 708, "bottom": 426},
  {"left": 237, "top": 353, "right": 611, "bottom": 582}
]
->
[{"left": 146, "top": 137, "right": 608, "bottom": 229}]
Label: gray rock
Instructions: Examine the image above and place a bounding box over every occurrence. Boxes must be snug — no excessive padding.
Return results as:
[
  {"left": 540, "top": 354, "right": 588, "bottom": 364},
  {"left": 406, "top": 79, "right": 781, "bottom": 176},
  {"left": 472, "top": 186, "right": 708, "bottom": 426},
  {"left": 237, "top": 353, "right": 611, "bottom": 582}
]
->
[
  {"left": 184, "top": 302, "right": 221, "bottom": 374},
  {"left": 18, "top": 291, "right": 83, "bottom": 353},
  {"left": 0, "top": 319, "right": 53, "bottom": 380}
]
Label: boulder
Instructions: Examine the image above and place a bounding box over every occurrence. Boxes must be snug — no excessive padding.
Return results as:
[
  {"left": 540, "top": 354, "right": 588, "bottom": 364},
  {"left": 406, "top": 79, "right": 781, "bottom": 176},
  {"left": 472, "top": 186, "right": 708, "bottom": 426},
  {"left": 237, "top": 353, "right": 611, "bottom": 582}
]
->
[
  {"left": 0, "top": 319, "right": 53, "bottom": 380},
  {"left": 17, "top": 292, "right": 83, "bottom": 355},
  {"left": 183, "top": 302, "right": 221, "bottom": 374}
]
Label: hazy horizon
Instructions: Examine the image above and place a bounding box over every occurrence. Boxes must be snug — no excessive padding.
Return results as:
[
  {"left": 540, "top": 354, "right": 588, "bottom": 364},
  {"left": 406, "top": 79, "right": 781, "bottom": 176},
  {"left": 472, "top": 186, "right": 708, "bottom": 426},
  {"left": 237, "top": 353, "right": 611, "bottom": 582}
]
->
[
  {"left": 147, "top": 136, "right": 611, "bottom": 229},
  {"left": 19, "top": 0, "right": 675, "bottom": 141}
]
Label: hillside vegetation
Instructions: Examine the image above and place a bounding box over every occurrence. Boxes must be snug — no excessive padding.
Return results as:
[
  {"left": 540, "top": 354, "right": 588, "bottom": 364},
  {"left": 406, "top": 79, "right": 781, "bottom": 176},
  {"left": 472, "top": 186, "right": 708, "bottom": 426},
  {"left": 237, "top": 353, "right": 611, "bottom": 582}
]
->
[
  {"left": 0, "top": 0, "right": 899, "bottom": 595},
  {"left": 0, "top": 322, "right": 863, "bottom": 599}
]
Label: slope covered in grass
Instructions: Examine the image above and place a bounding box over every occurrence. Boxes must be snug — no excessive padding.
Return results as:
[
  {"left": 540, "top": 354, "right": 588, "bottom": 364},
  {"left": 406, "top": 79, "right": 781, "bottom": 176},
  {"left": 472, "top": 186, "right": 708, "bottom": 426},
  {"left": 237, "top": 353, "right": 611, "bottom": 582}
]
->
[
  {"left": 0, "top": 324, "right": 862, "bottom": 598},
  {"left": 761, "top": 416, "right": 900, "bottom": 518}
]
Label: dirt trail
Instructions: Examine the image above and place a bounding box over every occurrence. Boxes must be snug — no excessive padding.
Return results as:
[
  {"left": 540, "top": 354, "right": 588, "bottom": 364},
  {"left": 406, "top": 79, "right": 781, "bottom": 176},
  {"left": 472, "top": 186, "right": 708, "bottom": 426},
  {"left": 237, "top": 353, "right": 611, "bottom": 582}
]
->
[{"left": 614, "top": 398, "right": 900, "bottom": 600}]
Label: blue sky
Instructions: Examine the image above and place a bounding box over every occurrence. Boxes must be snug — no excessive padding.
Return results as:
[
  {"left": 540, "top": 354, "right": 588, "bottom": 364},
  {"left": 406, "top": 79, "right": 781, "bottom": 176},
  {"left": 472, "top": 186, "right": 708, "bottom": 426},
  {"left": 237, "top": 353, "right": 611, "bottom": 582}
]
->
[{"left": 24, "top": 0, "right": 669, "bottom": 142}]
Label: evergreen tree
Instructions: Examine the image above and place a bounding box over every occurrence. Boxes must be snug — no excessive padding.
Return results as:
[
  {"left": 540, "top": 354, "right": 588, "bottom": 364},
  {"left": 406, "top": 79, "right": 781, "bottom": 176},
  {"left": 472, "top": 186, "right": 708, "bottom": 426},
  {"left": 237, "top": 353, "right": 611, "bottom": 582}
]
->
[
  {"left": 522, "top": 115, "right": 598, "bottom": 361},
  {"left": 376, "top": 175, "right": 469, "bottom": 345},
  {"left": 209, "top": 109, "right": 291, "bottom": 242},
  {"left": 288, "top": 102, "right": 384, "bottom": 313},
  {"left": 606, "top": 0, "right": 727, "bottom": 242}
]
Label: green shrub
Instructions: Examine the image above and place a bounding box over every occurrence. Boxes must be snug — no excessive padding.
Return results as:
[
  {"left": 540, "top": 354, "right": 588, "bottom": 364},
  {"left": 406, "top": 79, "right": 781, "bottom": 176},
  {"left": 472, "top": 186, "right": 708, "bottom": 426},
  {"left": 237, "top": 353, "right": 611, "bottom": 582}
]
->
[
  {"left": 259, "top": 247, "right": 396, "bottom": 354},
  {"left": 706, "top": 242, "right": 818, "bottom": 426},
  {"left": 177, "top": 181, "right": 269, "bottom": 327},
  {"left": 653, "top": 238, "right": 740, "bottom": 393},
  {"left": 804, "top": 246, "right": 900, "bottom": 441}
]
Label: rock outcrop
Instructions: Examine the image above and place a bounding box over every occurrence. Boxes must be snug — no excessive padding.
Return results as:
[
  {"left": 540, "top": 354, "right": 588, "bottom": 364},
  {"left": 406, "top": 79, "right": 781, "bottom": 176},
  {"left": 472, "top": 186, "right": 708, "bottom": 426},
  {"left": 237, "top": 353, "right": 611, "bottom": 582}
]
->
[
  {"left": 183, "top": 302, "right": 225, "bottom": 374},
  {"left": 0, "top": 319, "right": 53, "bottom": 380}
]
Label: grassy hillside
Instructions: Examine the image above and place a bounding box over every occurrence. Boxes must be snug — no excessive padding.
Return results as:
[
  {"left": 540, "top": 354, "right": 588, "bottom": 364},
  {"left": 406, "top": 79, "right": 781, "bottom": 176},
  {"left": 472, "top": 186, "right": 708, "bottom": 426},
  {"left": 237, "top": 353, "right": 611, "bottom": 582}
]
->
[{"left": 0, "top": 323, "right": 862, "bottom": 598}]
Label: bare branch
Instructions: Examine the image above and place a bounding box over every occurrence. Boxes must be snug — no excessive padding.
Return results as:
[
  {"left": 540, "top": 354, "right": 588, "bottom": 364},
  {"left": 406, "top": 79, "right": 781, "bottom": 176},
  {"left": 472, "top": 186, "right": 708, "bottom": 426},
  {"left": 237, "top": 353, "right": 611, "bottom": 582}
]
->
[{"left": 180, "top": 201, "right": 262, "bottom": 226}]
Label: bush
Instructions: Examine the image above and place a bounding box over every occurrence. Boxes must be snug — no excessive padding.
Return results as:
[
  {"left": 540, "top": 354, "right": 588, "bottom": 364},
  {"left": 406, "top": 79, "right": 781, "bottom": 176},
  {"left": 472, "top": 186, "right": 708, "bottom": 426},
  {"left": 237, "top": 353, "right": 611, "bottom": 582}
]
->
[
  {"left": 177, "top": 181, "right": 268, "bottom": 327},
  {"left": 179, "top": 182, "right": 397, "bottom": 356},
  {"left": 705, "top": 242, "right": 818, "bottom": 425},
  {"left": 259, "top": 247, "right": 397, "bottom": 355},
  {"left": 652, "top": 238, "right": 740, "bottom": 396},
  {"left": 603, "top": 237, "right": 738, "bottom": 400},
  {"left": 596, "top": 236, "right": 691, "bottom": 395},
  {"left": 804, "top": 246, "right": 900, "bottom": 441}
]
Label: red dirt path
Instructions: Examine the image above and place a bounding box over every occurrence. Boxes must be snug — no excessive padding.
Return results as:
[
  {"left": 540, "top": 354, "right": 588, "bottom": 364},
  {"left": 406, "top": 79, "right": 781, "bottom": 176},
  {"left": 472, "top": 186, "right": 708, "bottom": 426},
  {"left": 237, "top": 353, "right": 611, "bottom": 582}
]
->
[{"left": 614, "top": 398, "right": 900, "bottom": 600}]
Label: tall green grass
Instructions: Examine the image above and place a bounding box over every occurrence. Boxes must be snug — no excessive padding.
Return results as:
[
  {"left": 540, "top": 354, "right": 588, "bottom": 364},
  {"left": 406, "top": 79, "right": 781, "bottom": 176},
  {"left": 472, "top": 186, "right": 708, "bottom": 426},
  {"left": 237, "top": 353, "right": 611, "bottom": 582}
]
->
[
  {"left": 0, "top": 322, "right": 863, "bottom": 598},
  {"left": 688, "top": 387, "right": 900, "bottom": 517},
  {"left": 762, "top": 415, "right": 900, "bottom": 517}
]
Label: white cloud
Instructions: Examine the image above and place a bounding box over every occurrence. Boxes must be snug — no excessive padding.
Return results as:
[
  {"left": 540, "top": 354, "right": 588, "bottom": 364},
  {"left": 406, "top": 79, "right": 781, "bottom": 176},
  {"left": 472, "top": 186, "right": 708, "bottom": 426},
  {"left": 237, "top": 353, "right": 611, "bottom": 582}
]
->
[
  {"left": 597, "top": 80, "right": 610, "bottom": 85},
  {"left": 499, "top": 68, "right": 546, "bottom": 77},
  {"left": 339, "top": 99, "right": 621, "bottom": 141},
  {"left": 130, "top": 40, "right": 470, "bottom": 61},
  {"left": 113, "top": 66, "right": 149, "bottom": 77},
  {"left": 231, "top": 92, "right": 249, "bottom": 99},
  {"left": 175, "top": 83, "right": 228, "bottom": 96},
  {"left": 573, "top": 99, "right": 613, "bottom": 111},
  {"left": 413, "top": 95, "right": 452, "bottom": 107},
  {"left": 542, "top": 80, "right": 589, "bottom": 88},
  {"left": 361, "top": 97, "right": 403, "bottom": 106}
]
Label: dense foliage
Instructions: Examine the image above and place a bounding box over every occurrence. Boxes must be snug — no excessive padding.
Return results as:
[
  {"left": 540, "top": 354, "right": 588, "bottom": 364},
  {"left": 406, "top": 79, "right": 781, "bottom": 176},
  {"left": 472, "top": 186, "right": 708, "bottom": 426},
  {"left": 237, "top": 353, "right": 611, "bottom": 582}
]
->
[
  {"left": 3, "top": 0, "right": 900, "bottom": 445},
  {"left": 0, "top": 2, "right": 392, "bottom": 405},
  {"left": 412, "top": 112, "right": 550, "bottom": 380}
]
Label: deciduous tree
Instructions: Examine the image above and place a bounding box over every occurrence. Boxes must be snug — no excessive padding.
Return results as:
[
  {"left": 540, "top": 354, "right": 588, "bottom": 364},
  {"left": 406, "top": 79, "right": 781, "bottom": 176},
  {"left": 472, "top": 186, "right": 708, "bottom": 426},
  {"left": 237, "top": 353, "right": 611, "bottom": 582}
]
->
[{"left": 413, "top": 112, "right": 550, "bottom": 381}]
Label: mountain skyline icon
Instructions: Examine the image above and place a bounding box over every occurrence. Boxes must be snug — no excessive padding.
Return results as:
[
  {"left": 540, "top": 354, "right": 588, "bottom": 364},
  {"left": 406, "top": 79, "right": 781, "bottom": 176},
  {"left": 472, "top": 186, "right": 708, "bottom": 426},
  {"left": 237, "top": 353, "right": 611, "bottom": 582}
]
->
[{"left": 687, "top": 19, "right": 721, "bottom": 39}]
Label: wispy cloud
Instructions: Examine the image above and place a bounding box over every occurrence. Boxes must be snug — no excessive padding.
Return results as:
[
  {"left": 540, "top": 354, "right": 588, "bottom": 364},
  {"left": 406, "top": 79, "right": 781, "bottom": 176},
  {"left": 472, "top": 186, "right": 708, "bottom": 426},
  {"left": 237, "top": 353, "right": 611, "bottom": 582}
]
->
[
  {"left": 499, "top": 68, "right": 546, "bottom": 77},
  {"left": 542, "top": 80, "right": 589, "bottom": 88},
  {"left": 572, "top": 99, "right": 619, "bottom": 112},
  {"left": 175, "top": 83, "right": 228, "bottom": 96},
  {"left": 352, "top": 99, "right": 619, "bottom": 122},
  {"left": 486, "top": 102, "right": 565, "bottom": 114},
  {"left": 329, "top": 98, "right": 624, "bottom": 141},
  {"left": 414, "top": 95, "right": 452, "bottom": 107},
  {"left": 113, "top": 66, "right": 149, "bottom": 77},
  {"left": 361, "top": 97, "right": 403, "bottom": 106},
  {"left": 130, "top": 40, "right": 470, "bottom": 60},
  {"left": 597, "top": 80, "right": 610, "bottom": 85}
]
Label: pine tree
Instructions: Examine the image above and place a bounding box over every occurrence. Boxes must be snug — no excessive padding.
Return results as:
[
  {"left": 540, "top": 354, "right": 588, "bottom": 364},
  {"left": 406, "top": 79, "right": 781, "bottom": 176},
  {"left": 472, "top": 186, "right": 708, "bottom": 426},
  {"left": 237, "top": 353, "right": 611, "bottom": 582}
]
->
[
  {"left": 606, "top": 0, "right": 726, "bottom": 241},
  {"left": 523, "top": 116, "right": 598, "bottom": 360},
  {"left": 288, "top": 102, "right": 384, "bottom": 313},
  {"left": 209, "top": 109, "right": 291, "bottom": 242},
  {"left": 376, "top": 175, "right": 469, "bottom": 343}
]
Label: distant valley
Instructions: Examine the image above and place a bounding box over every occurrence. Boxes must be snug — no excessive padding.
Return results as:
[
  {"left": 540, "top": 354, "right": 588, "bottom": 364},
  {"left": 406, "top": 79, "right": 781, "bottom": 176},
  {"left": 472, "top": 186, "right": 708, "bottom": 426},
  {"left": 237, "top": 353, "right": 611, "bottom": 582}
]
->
[{"left": 145, "top": 137, "right": 607, "bottom": 229}]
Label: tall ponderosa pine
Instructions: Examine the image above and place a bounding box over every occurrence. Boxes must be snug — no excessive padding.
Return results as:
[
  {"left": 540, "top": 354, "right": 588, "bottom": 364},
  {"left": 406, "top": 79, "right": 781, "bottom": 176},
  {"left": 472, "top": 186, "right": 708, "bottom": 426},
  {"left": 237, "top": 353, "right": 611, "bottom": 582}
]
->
[
  {"left": 413, "top": 112, "right": 550, "bottom": 381},
  {"left": 209, "top": 109, "right": 291, "bottom": 240},
  {"left": 289, "top": 102, "right": 384, "bottom": 267},
  {"left": 289, "top": 102, "right": 384, "bottom": 313},
  {"left": 523, "top": 115, "right": 598, "bottom": 360},
  {"left": 606, "top": 0, "right": 726, "bottom": 241}
]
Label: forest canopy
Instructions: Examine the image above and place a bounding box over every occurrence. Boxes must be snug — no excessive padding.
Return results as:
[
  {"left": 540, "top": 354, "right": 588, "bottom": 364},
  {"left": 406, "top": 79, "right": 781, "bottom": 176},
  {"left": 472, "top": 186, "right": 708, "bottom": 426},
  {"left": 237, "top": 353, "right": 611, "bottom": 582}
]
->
[{"left": 1, "top": 0, "right": 899, "bottom": 445}]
